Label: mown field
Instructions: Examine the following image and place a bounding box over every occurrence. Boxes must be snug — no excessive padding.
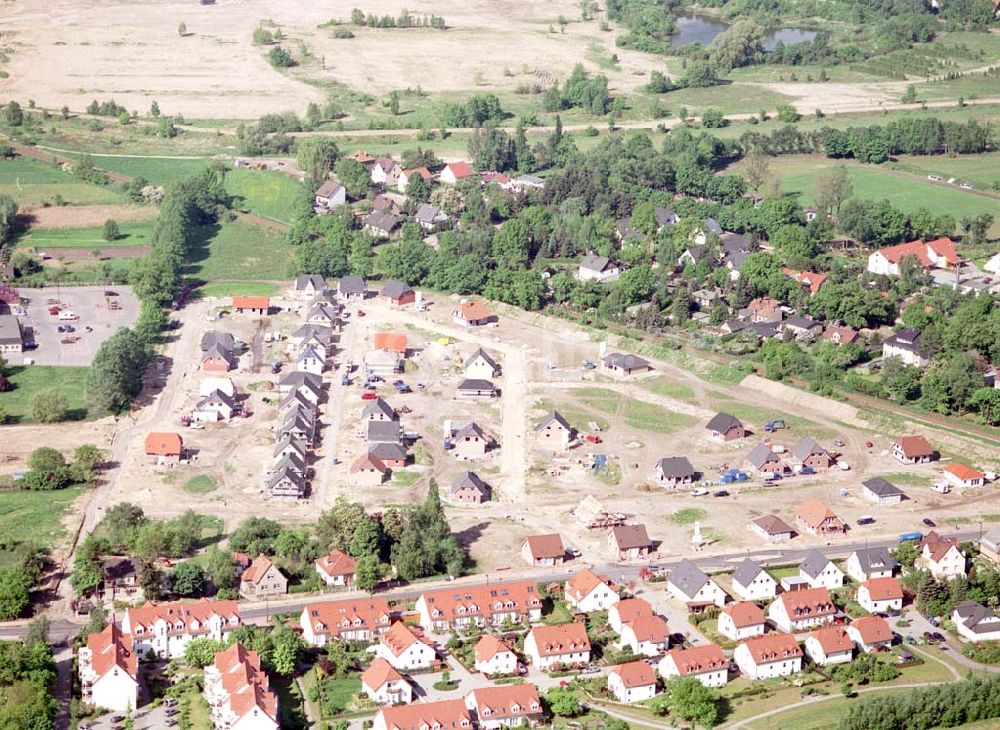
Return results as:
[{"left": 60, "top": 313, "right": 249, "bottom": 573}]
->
[
  {"left": 223, "top": 168, "right": 304, "bottom": 224},
  {"left": 2, "top": 366, "right": 91, "bottom": 423},
  {"left": 60, "top": 154, "right": 210, "bottom": 185},
  {"left": 0, "top": 156, "right": 123, "bottom": 205},
  {"left": 891, "top": 151, "right": 1000, "bottom": 192},
  {"left": 186, "top": 220, "right": 291, "bottom": 282},
  {"left": 16, "top": 221, "right": 155, "bottom": 248}
]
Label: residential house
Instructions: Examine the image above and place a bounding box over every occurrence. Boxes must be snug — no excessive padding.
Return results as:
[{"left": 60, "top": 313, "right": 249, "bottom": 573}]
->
[
  {"left": 364, "top": 349, "right": 403, "bottom": 377},
  {"left": 667, "top": 560, "right": 727, "bottom": 609},
  {"left": 783, "top": 268, "right": 827, "bottom": 296},
  {"left": 201, "top": 343, "right": 235, "bottom": 375},
  {"left": 305, "top": 303, "right": 339, "bottom": 328},
  {"left": 416, "top": 580, "right": 543, "bottom": 632},
  {"left": 314, "top": 179, "right": 346, "bottom": 209},
  {"left": 795, "top": 500, "right": 847, "bottom": 535},
  {"left": 857, "top": 577, "right": 903, "bottom": 614},
  {"left": 862, "top": 477, "right": 906, "bottom": 505},
  {"left": 718, "top": 602, "right": 766, "bottom": 642},
  {"left": 452, "top": 300, "right": 493, "bottom": 327},
  {"left": 373, "top": 700, "right": 471, "bottom": 730},
  {"left": 350, "top": 453, "right": 390, "bottom": 486},
  {"left": 79, "top": 624, "right": 139, "bottom": 713},
  {"left": 440, "top": 161, "right": 474, "bottom": 185},
  {"left": 749, "top": 515, "right": 794, "bottom": 543},
  {"left": 882, "top": 329, "right": 929, "bottom": 367},
  {"left": 361, "top": 658, "right": 412, "bottom": 705},
  {"left": 314, "top": 550, "right": 355, "bottom": 588},
  {"left": 654, "top": 456, "right": 698, "bottom": 488},
  {"left": 658, "top": 645, "right": 728, "bottom": 688},
  {"left": 791, "top": 437, "right": 833, "bottom": 471},
  {"left": 944, "top": 463, "right": 986, "bottom": 489},
  {"left": 867, "top": 237, "right": 957, "bottom": 276},
  {"left": 804, "top": 626, "right": 854, "bottom": 666},
  {"left": 520, "top": 534, "right": 565, "bottom": 567},
  {"left": 731, "top": 560, "right": 777, "bottom": 601},
  {"left": 363, "top": 396, "right": 398, "bottom": 422},
  {"left": 536, "top": 411, "right": 574, "bottom": 450},
  {"left": 297, "top": 346, "right": 325, "bottom": 375},
  {"left": 203, "top": 643, "right": 278, "bottom": 730},
  {"left": 608, "top": 598, "right": 652, "bottom": 632},
  {"left": 654, "top": 207, "right": 680, "bottom": 228},
  {"left": 456, "top": 378, "right": 497, "bottom": 399},
  {"left": 748, "top": 297, "right": 783, "bottom": 323},
  {"left": 577, "top": 254, "right": 621, "bottom": 283},
  {"left": 0, "top": 315, "right": 24, "bottom": 357},
  {"left": 782, "top": 316, "right": 823, "bottom": 340},
  {"left": 464, "top": 348, "right": 501, "bottom": 379},
  {"left": 768, "top": 588, "right": 836, "bottom": 633},
  {"left": 745, "top": 444, "right": 789, "bottom": 475},
  {"left": 821, "top": 325, "right": 859, "bottom": 346},
  {"left": 370, "top": 158, "right": 402, "bottom": 186},
  {"left": 379, "top": 280, "right": 416, "bottom": 307},
  {"left": 692, "top": 288, "right": 720, "bottom": 310},
  {"left": 891, "top": 435, "right": 935, "bottom": 464},
  {"left": 473, "top": 634, "right": 518, "bottom": 676},
  {"left": 705, "top": 412, "right": 746, "bottom": 441},
  {"left": 373, "top": 332, "right": 408, "bottom": 356},
  {"left": 510, "top": 174, "right": 544, "bottom": 191},
  {"left": 479, "top": 171, "right": 512, "bottom": 188},
  {"left": 608, "top": 524, "right": 652, "bottom": 560},
  {"left": 523, "top": 623, "right": 591, "bottom": 670},
  {"left": 608, "top": 661, "right": 658, "bottom": 703},
  {"left": 293, "top": 274, "right": 326, "bottom": 299},
  {"left": 397, "top": 166, "right": 432, "bottom": 193},
  {"left": 618, "top": 613, "right": 670, "bottom": 657},
  {"left": 566, "top": 569, "right": 620, "bottom": 613},
  {"left": 338, "top": 275, "right": 367, "bottom": 301},
  {"left": 232, "top": 295, "right": 269, "bottom": 316},
  {"left": 464, "top": 684, "right": 544, "bottom": 730},
  {"left": 193, "top": 389, "right": 235, "bottom": 422},
  {"left": 364, "top": 211, "right": 402, "bottom": 238},
  {"left": 919, "top": 532, "right": 966, "bottom": 579},
  {"left": 952, "top": 601, "right": 1000, "bottom": 642},
  {"left": 449, "top": 421, "right": 495, "bottom": 459},
  {"left": 145, "top": 432, "right": 183, "bottom": 465},
  {"left": 601, "top": 352, "right": 651, "bottom": 377},
  {"left": 375, "top": 622, "right": 436, "bottom": 671},
  {"left": 122, "top": 599, "right": 241, "bottom": 659},
  {"left": 980, "top": 530, "right": 1000, "bottom": 565},
  {"left": 299, "top": 598, "right": 395, "bottom": 646},
  {"left": 734, "top": 633, "right": 803, "bottom": 680},
  {"left": 847, "top": 616, "right": 894, "bottom": 653},
  {"left": 449, "top": 471, "right": 491, "bottom": 503},
  {"left": 415, "top": 203, "right": 449, "bottom": 232},
  {"left": 239, "top": 554, "right": 288, "bottom": 600},
  {"left": 199, "top": 377, "right": 236, "bottom": 398},
  {"left": 799, "top": 551, "right": 845, "bottom": 589},
  {"left": 846, "top": 547, "right": 899, "bottom": 583},
  {"left": 693, "top": 218, "right": 724, "bottom": 245},
  {"left": 267, "top": 466, "right": 306, "bottom": 500},
  {"left": 367, "top": 420, "right": 402, "bottom": 445}
]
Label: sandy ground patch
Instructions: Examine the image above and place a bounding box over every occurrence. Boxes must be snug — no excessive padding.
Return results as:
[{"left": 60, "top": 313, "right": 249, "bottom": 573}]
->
[
  {"left": 21, "top": 203, "right": 159, "bottom": 229},
  {"left": 755, "top": 80, "right": 910, "bottom": 114}
]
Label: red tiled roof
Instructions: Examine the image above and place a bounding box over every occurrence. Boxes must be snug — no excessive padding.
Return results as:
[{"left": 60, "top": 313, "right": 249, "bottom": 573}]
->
[
  {"left": 782, "top": 268, "right": 827, "bottom": 295},
  {"left": 740, "top": 633, "right": 803, "bottom": 664},
  {"left": 776, "top": 587, "right": 836, "bottom": 619},
  {"left": 374, "top": 332, "right": 408, "bottom": 353},
  {"left": 232, "top": 295, "right": 270, "bottom": 309},
  {"left": 468, "top": 684, "right": 542, "bottom": 721},
  {"left": 809, "top": 626, "right": 853, "bottom": 654},
  {"left": 894, "top": 435, "right": 933, "bottom": 458},
  {"left": 125, "top": 598, "right": 239, "bottom": 636},
  {"left": 240, "top": 554, "right": 277, "bottom": 586},
  {"left": 723, "top": 601, "right": 766, "bottom": 628},
  {"left": 528, "top": 622, "right": 590, "bottom": 657},
  {"left": 403, "top": 167, "right": 432, "bottom": 181},
  {"left": 876, "top": 238, "right": 957, "bottom": 268},
  {"left": 376, "top": 699, "right": 471, "bottom": 730},
  {"left": 611, "top": 660, "right": 657, "bottom": 687},
  {"left": 446, "top": 161, "right": 474, "bottom": 179},
  {"left": 612, "top": 597, "right": 653, "bottom": 624},
  {"left": 795, "top": 499, "right": 841, "bottom": 529},
  {"left": 624, "top": 614, "right": 669, "bottom": 643},
  {"left": 862, "top": 577, "right": 903, "bottom": 602},
  {"left": 351, "top": 452, "right": 388, "bottom": 474},
  {"left": 361, "top": 656, "right": 403, "bottom": 690},
  {"left": 523, "top": 534, "right": 565, "bottom": 560},
  {"left": 419, "top": 580, "right": 542, "bottom": 623},
  {"left": 303, "top": 598, "right": 394, "bottom": 639},
  {"left": 144, "top": 431, "right": 182, "bottom": 456},
  {"left": 821, "top": 325, "right": 858, "bottom": 344},
  {"left": 214, "top": 643, "right": 277, "bottom": 724},
  {"left": 475, "top": 634, "right": 514, "bottom": 663},
  {"left": 664, "top": 644, "right": 727, "bottom": 676},
  {"left": 566, "top": 569, "right": 617, "bottom": 603},
  {"left": 921, "top": 531, "right": 961, "bottom": 563},
  {"left": 850, "top": 616, "right": 893, "bottom": 645},
  {"left": 454, "top": 300, "right": 492, "bottom": 322},
  {"left": 380, "top": 621, "right": 430, "bottom": 657},
  {"left": 315, "top": 550, "right": 355, "bottom": 578},
  {"left": 86, "top": 624, "right": 137, "bottom": 682},
  {"left": 945, "top": 463, "right": 984, "bottom": 481}
]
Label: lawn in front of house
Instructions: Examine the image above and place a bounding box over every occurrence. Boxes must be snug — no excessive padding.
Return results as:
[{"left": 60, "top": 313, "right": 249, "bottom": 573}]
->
[{"left": 1, "top": 365, "right": 91, "bottom": 423}]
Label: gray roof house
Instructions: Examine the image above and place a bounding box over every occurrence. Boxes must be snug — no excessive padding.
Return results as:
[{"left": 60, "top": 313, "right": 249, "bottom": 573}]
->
[
  {"left": 364, "top": 211, "right": 402, "bottom": 237},
  {"left": 602, "top": 352, "right": 651, "bottom": 376},
  {"left": 294, "top": 274, "right": 327, "bottom": 295},
  {"left": 537, "top": 411, "right": 572, "bottom": 432},
  {"left": 704, "top": 218, "right": 723, "bottom": 236},
  {"left": 791, "top": 437, "right": 832, "bottom": 469},
  {"left": 861, "top": 477, "right": 906, "bottom": 504},
  {"left": 953, "top": 601, "right": 1000, "bottom": 637},
  {"left": 654, "top": 207, "right": 679, "bottom": 228},
  {"left": 380, "top": 280, "right": 414, "bottom": 302},
  {"left": 201, "top": 331, "right": 235, "bottom": 352},
  {"left": 848, "top": 547, "right": 898, "bottom": 582},
  {"left": 415, "top": 203, "right": 449, "bottom": 231},
  {"left": 273, "top": 434, "right": 306, "bottom": 459},
  {"left": 363, "top": 396, "right": 398, "bottom": 421},
  {"left": 705, "top": 412, "right": 745, "bottom": 440},
  {"left": 667, "top": 559, "right": 725, "bottom": 607},
  {"left": 732, "top": 559, "right": 766, "bottom": 588},
  {"left": 338, "top": 275, "right": 368, "bottom": 299},
  {"left": 450, "top": 471, "right": 492, "bottom": 502},
  {"left": 745, "top": 443, "right": 786, "bottom": 473},
  {"left": 369, "top": 442, "right": 408, "bottom": 464},
  {"left": 800, "top": 550, "right": 837, "bottom": 579},
  {"left": 367, "top": 420, "right": 402, "bottom": 444},
  {"left": 655, "top": 457, "right": 697, "bottom": 485}
]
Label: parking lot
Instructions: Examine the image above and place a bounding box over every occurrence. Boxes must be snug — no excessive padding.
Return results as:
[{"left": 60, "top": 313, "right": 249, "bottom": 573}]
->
[{"left": 17, "top": 285, "right": 140, "bottom": 366}]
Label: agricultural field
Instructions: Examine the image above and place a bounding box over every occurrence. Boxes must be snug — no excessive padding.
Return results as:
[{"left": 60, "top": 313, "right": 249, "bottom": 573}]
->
[
  {"left": 0, "top": 156, "right": 123, "bottom": 206},
  {"left": 57, "top": 154, "right": 212, "bottom": 185},
  {"left": 890, "top": 151, "right": 1000, "bottom": 192},
  {"left": 727, "top": 154, "right": 1000, "bottom": 236},
  {"left": 185, "top": 219, "right": 291, "bottom": 282},
  {"left": 16, "top": 221, "right": 155, "bottom": 249},
  {"left": 223, "top": 168, "right": 305, "bottom": 224},
  {"left": 1, "top": 365, "right": 90, "bottom": 423}
]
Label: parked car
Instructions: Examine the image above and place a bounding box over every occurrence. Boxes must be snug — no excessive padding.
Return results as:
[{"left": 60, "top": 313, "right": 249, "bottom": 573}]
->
[
  {"left": 361, "top": 391, "right": 378, "bottom": 400},
  {"left": 832, "top": 439, "right": 845, "bottom": 447},
  {"left": 691, "top": 488, "right": 709, "bottom": 496},
  {"left": 857, "top": 516, "right": 876, "bottom": 526},
  {"left": 713, "top": 490, "right": 729, "bottom": 497},
  {"left": 922, "top": 518, "right": 936, "bottom": 527}
]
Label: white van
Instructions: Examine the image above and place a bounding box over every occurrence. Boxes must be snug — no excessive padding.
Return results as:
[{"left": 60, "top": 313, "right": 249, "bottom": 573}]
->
[{"left": 58, "top": 310, "right": 78, "bottom": 321}]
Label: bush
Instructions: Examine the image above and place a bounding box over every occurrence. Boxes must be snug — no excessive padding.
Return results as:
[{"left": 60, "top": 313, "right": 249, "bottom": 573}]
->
[{"left": 267, "top": 46, "right": 295, "bottom": 68}]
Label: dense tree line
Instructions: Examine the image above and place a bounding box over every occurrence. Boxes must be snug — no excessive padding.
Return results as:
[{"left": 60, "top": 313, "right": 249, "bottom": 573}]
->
[
  {"left": 839, "top": 673, "right": 1000, "bottom": 730},
  {"left": 441, "top": 94, "right": 505, "bottom": 128},
  {"left": 349, "top": 8, "right": 445, "bottom": 29},
  {"left": 0, "top": 621, "right": 56, "bottom": 729},
  {"left": 543, "top": 64, "right": 614, "bottom": 115}
]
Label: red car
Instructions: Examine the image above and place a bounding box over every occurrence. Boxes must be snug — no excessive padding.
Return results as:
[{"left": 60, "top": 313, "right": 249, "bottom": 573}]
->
[
  {"left": 48, "top": 306, "right": 60, "bottom": 315},
  {"left": 361, "top": 391, "right": 378, "bottom": 400},
  {"left": 356, "top": 309, "right": 366, "bottom": 317}
]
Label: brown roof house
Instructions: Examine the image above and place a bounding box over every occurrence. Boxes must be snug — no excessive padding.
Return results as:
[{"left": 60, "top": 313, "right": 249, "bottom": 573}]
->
[
  {"left": 232, "top": 295, "right": 269, "bottom": 316},
  {"left": 449, "top": 471, "right": 491, "bottom": 503},
  {"left": 749, "top": 515, "right": 794, "bottom": 543},
  {"left": 795, "top": 499, "right": 847, "bottom": 535},
  {"left": 314, "top": 550, "right": 356, "bottom": 588},
  {"left": 452, "top": 300, "right": 493, "bottom": 327},
  {"left": 891, "top": 435, "right": 935, "bottom": 465},
  {"left": 536, "top": 411, "right": 574, "bottom": 451},
  {"left": 351, "top": 453, "right": 391, "bottom": 486},
  {"left": 608, "top": 524, "right": 652, "bottom": 560},
  {"left": 239, "top": 554, "right": 288, "bottom": 600},
  {"left": 449, "top": 421, "right": 496, "bottom": 460},
  {"left": 791, "top": 437, "right": 833, "bottom": 471},
  {"left": 521, "top": 534, "right": 566, "bottom": 566},
  {"left": 102, "top": 556, "right": 143, "bottom": 604},
  {"left": 145, "top": 432, "right": 183, "bottom": 465},
  {"left": 705, "top": 412, "right": 746, "bottom": 441}
]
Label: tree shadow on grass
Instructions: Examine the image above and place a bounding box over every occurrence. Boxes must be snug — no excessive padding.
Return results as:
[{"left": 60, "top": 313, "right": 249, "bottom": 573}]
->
[{"left": 181, "top": 220, "right": 222, "bottom": 279}]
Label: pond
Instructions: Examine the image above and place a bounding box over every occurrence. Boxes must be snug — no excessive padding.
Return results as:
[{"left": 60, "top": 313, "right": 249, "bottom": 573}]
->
[{"left": 670, "top": 13, "right": 817, "bottom": 50}]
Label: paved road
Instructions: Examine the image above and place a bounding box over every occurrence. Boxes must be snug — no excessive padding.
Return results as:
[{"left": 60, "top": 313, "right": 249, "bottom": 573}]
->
[{"left": 315, "top": 308, "right": 358, "bottom": 507}]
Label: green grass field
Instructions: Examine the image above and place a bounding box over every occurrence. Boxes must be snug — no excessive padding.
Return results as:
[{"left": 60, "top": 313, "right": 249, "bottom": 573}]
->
[
  {"left": 183, "top": 475, "right": 218, "bottom": 494},
  {"left": 186, "top": 220, "right": 290, "bottom": 281},
  {"left": 730, "top": 155, "right": 1000, "bottom": 236},
  {"left": 624, "top": 399, "right": 699, "bottom": 433},
  {"left": 224, "top": 168, "right": 305, "bottom": 224},
  {"left": 642, "top": 378, "right": 696, "bottom": 403},
  {"left": 0, "top": 156, "right": 124, "bottom": 205},
  {"left": 196, "top": 281, "right": 281, "bottom": 298},
  {"left": 0, "top": 157, "right": 75, "bottom": 184},
  {"left": 16, "top": 221, "right": 155, "bottom": 249},
  {"left": 0, "top": 487, "right": 84, "bottom": 554},
  {"left": 535, "top": 398, "right": 610, "bottom": 432},
  {"left": 61, "top": 155, "right": 211, "bottom": 185},
  {"left": 891, "top": 151, "right": 1000, "bottom": 192},
  {"left": 2, "top": 366, "right": 90, "bottom": 423},
  {"left": 670, "top": 507, "right": 706, "bottom": 524}
]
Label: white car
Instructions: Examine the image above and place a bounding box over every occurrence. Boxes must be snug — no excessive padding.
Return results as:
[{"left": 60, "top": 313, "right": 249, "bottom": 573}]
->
[
  {"left": 691, "top": 488, "right": 709, "bottom": 496},
  {"left": 838, "top": 461, "right": 851, "bottom": 471}
]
